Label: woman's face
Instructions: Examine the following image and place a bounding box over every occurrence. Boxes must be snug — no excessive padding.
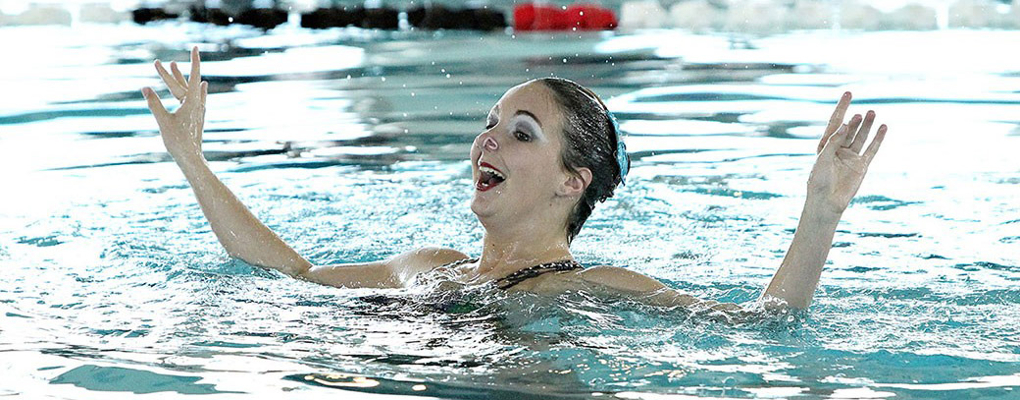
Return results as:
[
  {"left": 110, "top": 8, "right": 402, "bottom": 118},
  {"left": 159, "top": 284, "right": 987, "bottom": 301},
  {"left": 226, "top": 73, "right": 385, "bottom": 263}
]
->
[{"left": 469, "top": 81, "right": 581, "bottom": 232}]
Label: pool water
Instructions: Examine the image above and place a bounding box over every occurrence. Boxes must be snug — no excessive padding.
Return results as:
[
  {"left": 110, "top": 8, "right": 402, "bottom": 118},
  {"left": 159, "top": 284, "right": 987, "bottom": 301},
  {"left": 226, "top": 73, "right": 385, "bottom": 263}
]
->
[{"left": 1, "top": 23, "right": 1018, "bottom": 399}]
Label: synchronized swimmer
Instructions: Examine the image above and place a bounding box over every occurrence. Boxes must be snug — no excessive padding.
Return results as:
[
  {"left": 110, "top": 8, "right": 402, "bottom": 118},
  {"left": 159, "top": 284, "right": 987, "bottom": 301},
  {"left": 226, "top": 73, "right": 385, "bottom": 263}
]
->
[{"left": 141, "top": 47, "right": 887, "bottom": 314}]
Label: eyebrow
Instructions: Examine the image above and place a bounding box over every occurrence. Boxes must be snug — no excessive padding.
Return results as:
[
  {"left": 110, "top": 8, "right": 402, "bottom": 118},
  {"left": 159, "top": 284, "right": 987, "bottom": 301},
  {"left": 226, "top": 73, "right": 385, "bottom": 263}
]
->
[{"left": 514, "top": 110, "right": 542, "bottom": 128}]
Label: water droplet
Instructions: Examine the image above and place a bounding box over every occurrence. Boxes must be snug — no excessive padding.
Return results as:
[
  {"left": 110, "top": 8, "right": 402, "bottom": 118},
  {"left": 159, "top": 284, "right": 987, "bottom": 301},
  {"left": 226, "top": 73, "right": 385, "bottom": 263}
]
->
[{"left": 381, "top": 77, "right": 386, "bottom": 82}]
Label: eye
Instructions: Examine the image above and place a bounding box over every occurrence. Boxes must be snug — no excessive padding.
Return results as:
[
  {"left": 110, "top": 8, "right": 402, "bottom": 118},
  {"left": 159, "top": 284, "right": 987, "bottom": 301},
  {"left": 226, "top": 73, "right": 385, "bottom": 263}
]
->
[{"left": 514, "top": 130, "right": 532, "bottom": 142}]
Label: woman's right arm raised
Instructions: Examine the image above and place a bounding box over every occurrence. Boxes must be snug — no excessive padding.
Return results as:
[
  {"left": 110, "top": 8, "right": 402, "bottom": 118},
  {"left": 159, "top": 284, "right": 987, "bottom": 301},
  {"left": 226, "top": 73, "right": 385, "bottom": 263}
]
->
[{"left": 141, "top": 47, "right": 464, "bottom": 287}]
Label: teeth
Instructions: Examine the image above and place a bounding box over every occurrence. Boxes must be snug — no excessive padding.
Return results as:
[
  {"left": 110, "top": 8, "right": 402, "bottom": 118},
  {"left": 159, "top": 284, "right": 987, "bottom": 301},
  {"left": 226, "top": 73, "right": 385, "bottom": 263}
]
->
[{"left": 479, "top": 166, "right": 505, "bottom": 180}]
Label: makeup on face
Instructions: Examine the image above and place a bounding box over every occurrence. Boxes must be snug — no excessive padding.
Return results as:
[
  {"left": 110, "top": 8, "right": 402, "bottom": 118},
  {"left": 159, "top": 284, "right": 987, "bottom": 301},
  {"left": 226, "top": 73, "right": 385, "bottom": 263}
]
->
[
  {"left": 486, "top": 106, "right": 545, "bottom": 142},
  {"left": 474, "top": 84, "right": 560, "bottom": 195},
  {"left": 509, "top": 111, "right": 544, "bottom": 143}
]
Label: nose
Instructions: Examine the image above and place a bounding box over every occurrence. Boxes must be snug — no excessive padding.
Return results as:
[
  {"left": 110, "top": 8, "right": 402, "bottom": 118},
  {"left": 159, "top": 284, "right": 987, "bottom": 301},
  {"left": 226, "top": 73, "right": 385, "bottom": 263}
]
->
[{"left": 483, "top": 136, "right": 498, "bottom": 151}]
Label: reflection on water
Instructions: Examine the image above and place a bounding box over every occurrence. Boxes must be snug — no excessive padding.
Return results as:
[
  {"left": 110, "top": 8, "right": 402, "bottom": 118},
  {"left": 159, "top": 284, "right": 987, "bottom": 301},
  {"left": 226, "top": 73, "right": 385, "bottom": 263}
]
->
[{"left": 0, "top": 24, "right": 1019, "bottom": 399}]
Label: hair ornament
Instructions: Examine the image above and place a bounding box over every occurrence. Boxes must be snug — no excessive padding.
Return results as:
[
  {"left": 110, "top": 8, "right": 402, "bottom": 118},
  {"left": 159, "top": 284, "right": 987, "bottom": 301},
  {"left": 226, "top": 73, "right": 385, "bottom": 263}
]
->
[{"left": 607, "top": 110, "right": 629, "bottom": 185}]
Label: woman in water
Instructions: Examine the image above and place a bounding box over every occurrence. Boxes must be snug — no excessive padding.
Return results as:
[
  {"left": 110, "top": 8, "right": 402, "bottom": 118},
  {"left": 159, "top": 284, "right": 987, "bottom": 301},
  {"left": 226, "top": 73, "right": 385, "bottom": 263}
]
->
[{"left": 141, "top": 48, "right": 886, "bottom": 312}]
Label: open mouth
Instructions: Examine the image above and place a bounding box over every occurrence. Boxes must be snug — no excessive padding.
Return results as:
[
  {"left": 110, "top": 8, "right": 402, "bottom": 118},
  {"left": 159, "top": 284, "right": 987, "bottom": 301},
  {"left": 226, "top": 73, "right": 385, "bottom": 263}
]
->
[{"left": 476, "top": 162, "right": 506, "bottom": 192}]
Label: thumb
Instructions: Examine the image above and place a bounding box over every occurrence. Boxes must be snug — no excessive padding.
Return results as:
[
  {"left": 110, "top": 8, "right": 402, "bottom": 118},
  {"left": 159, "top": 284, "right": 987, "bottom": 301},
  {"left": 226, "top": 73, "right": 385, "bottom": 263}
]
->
[{"left": 142, "top": 87, "right": 170, "bottom": 125}]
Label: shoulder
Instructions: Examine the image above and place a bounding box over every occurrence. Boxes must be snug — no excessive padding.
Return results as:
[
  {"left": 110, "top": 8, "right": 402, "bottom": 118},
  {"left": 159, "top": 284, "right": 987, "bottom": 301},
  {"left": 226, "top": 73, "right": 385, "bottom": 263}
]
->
[
  {"left": 302, "top": 247, "right": 466, "bottom": 289},
  {"left": 574, "top": 266, "right": 704, "bottom": 308},
  {"left": 576, "top": 265, "right": 667, "bottom": 293},
  {"left": 392, "top": 246, "right": 469, "bottom": 274}
]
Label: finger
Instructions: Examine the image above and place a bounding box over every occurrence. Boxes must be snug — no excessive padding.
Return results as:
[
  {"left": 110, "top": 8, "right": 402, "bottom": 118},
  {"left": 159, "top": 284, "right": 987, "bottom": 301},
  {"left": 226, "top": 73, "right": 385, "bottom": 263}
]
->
[
  {"left": 822, "top": 124, "right": 850, "bottom": 157},
  {"left": 842, "top": 114, "right": 863, "bottom": 147},
  {"left": 187, "top": 46, "right": 201, "bottom": 101},
  {"left": 817, "top": 92, "right": 852, "bottom": 154},
  {"left": 141, "top": 87, "right": 169, "bottom": 122},
  {"left": 850, "top": 110, "right": 875, "bottom": 154},
  {"left": 824, "top": 91, "right": 852, "bottom": 135},
  {"left": 198, "top": 82, "right": 208, "bottom": 140},
  {"left": 170, "top": 61, "right": 188, "bottom": 89},
  {"left": 863, "top": 124, "right": 887, "bottom": 164},
  {"left": 155, "top": 60, "right": 186, "bottom": 101}
]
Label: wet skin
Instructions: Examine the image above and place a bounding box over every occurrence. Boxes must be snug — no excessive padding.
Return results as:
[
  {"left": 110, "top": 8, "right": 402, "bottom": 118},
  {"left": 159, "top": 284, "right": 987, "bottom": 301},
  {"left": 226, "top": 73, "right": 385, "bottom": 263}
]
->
[{"left": 143, "top": 47, "right": 886, "bottom": 313}]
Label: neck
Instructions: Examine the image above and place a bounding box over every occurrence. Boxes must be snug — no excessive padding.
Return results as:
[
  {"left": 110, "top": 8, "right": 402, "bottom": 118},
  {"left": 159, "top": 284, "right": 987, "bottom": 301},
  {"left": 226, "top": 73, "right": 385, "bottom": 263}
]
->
[{"left": 476, "top": 227, "right": 573, "bottom": 280}]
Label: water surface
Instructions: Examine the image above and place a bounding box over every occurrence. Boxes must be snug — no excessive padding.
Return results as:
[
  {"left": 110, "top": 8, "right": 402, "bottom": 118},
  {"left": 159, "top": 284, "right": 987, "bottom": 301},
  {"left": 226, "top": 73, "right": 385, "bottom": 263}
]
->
[{"left": 1, "top": 23, "right": 1018, "bottom": 399}]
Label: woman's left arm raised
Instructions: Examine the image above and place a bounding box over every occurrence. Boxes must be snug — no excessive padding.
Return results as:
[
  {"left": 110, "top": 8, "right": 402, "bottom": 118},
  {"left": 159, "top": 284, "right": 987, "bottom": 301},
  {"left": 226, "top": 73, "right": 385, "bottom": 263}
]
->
[
  {"left": 577, "top": 92, "right": 885, "bottom": 316},
  {"left": 761, "top": 91, "right": 887, "bottom": 309}
]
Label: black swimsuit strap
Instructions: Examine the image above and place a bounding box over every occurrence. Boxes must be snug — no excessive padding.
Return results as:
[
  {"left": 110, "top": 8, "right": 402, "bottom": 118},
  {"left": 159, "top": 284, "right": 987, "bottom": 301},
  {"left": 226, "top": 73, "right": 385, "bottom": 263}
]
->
[
  {"left": 494, "top": 260, "right": 584, "bottom": 290},
  {"left": 436, "top": 258, "right": 584, "bottom": 290}
]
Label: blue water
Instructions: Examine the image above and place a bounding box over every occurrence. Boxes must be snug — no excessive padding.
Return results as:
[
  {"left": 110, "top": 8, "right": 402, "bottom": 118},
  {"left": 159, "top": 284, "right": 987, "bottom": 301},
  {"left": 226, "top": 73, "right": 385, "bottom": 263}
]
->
[{"left": 0, "top": 23, "right": 1018, "bottom": 399}]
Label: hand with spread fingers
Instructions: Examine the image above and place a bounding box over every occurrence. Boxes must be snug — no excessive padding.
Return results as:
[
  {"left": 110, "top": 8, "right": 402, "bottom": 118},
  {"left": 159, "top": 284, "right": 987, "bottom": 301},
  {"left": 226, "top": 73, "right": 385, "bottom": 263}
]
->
[
  {"left": 807, "top": 91, "right": 888, "bottom": 217},
  {"left": 138, "top": 46, "right": 315, "bottom": 277},
  {"left": 761, "top": 91, "right": 889, "bottom": 309},
  {"left": 141, "top": 46, "right": 208, "bottom": 164}
]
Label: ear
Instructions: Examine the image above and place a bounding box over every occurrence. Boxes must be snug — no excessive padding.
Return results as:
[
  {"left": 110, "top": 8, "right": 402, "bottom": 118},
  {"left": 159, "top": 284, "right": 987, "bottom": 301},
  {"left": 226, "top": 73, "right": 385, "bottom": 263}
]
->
[{"left": 560, "top": 167, "right": 592, "bottom": 198}]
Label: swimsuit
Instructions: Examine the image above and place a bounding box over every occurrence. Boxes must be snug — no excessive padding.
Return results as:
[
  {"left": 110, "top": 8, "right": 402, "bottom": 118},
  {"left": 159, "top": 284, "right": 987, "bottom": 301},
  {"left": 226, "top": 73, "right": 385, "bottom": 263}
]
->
[
  {"left": 360, "top": 258, "right": 584, "bottom": 314},
  {"left": 439, "top": 258, "right": 584, "bottom": 290}
]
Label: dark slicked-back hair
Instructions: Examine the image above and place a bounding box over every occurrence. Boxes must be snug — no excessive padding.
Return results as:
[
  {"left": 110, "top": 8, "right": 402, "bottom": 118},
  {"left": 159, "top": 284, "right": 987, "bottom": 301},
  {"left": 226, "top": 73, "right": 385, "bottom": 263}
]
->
[{"left": 535, "top": 77, "right": 627, "bottom": 243}]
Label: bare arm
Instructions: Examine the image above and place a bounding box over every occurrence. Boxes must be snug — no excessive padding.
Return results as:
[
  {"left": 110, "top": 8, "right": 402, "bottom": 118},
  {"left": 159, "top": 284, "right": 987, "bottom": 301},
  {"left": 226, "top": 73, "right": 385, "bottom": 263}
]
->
[
  {"left": 580, "top": 93, "right": 886, "bottom": 314},
  {"left": 762, "top": 92, "right": 887, "bottom": 308},
  {"left": 141, "top": 47, "right": 466, "bottom": 287},
  {"left": 142, "top": 47, "right": 312, "bottom": 277},
  {"left": 577, "top": 266, "right": 744, "bottom": 315}
]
